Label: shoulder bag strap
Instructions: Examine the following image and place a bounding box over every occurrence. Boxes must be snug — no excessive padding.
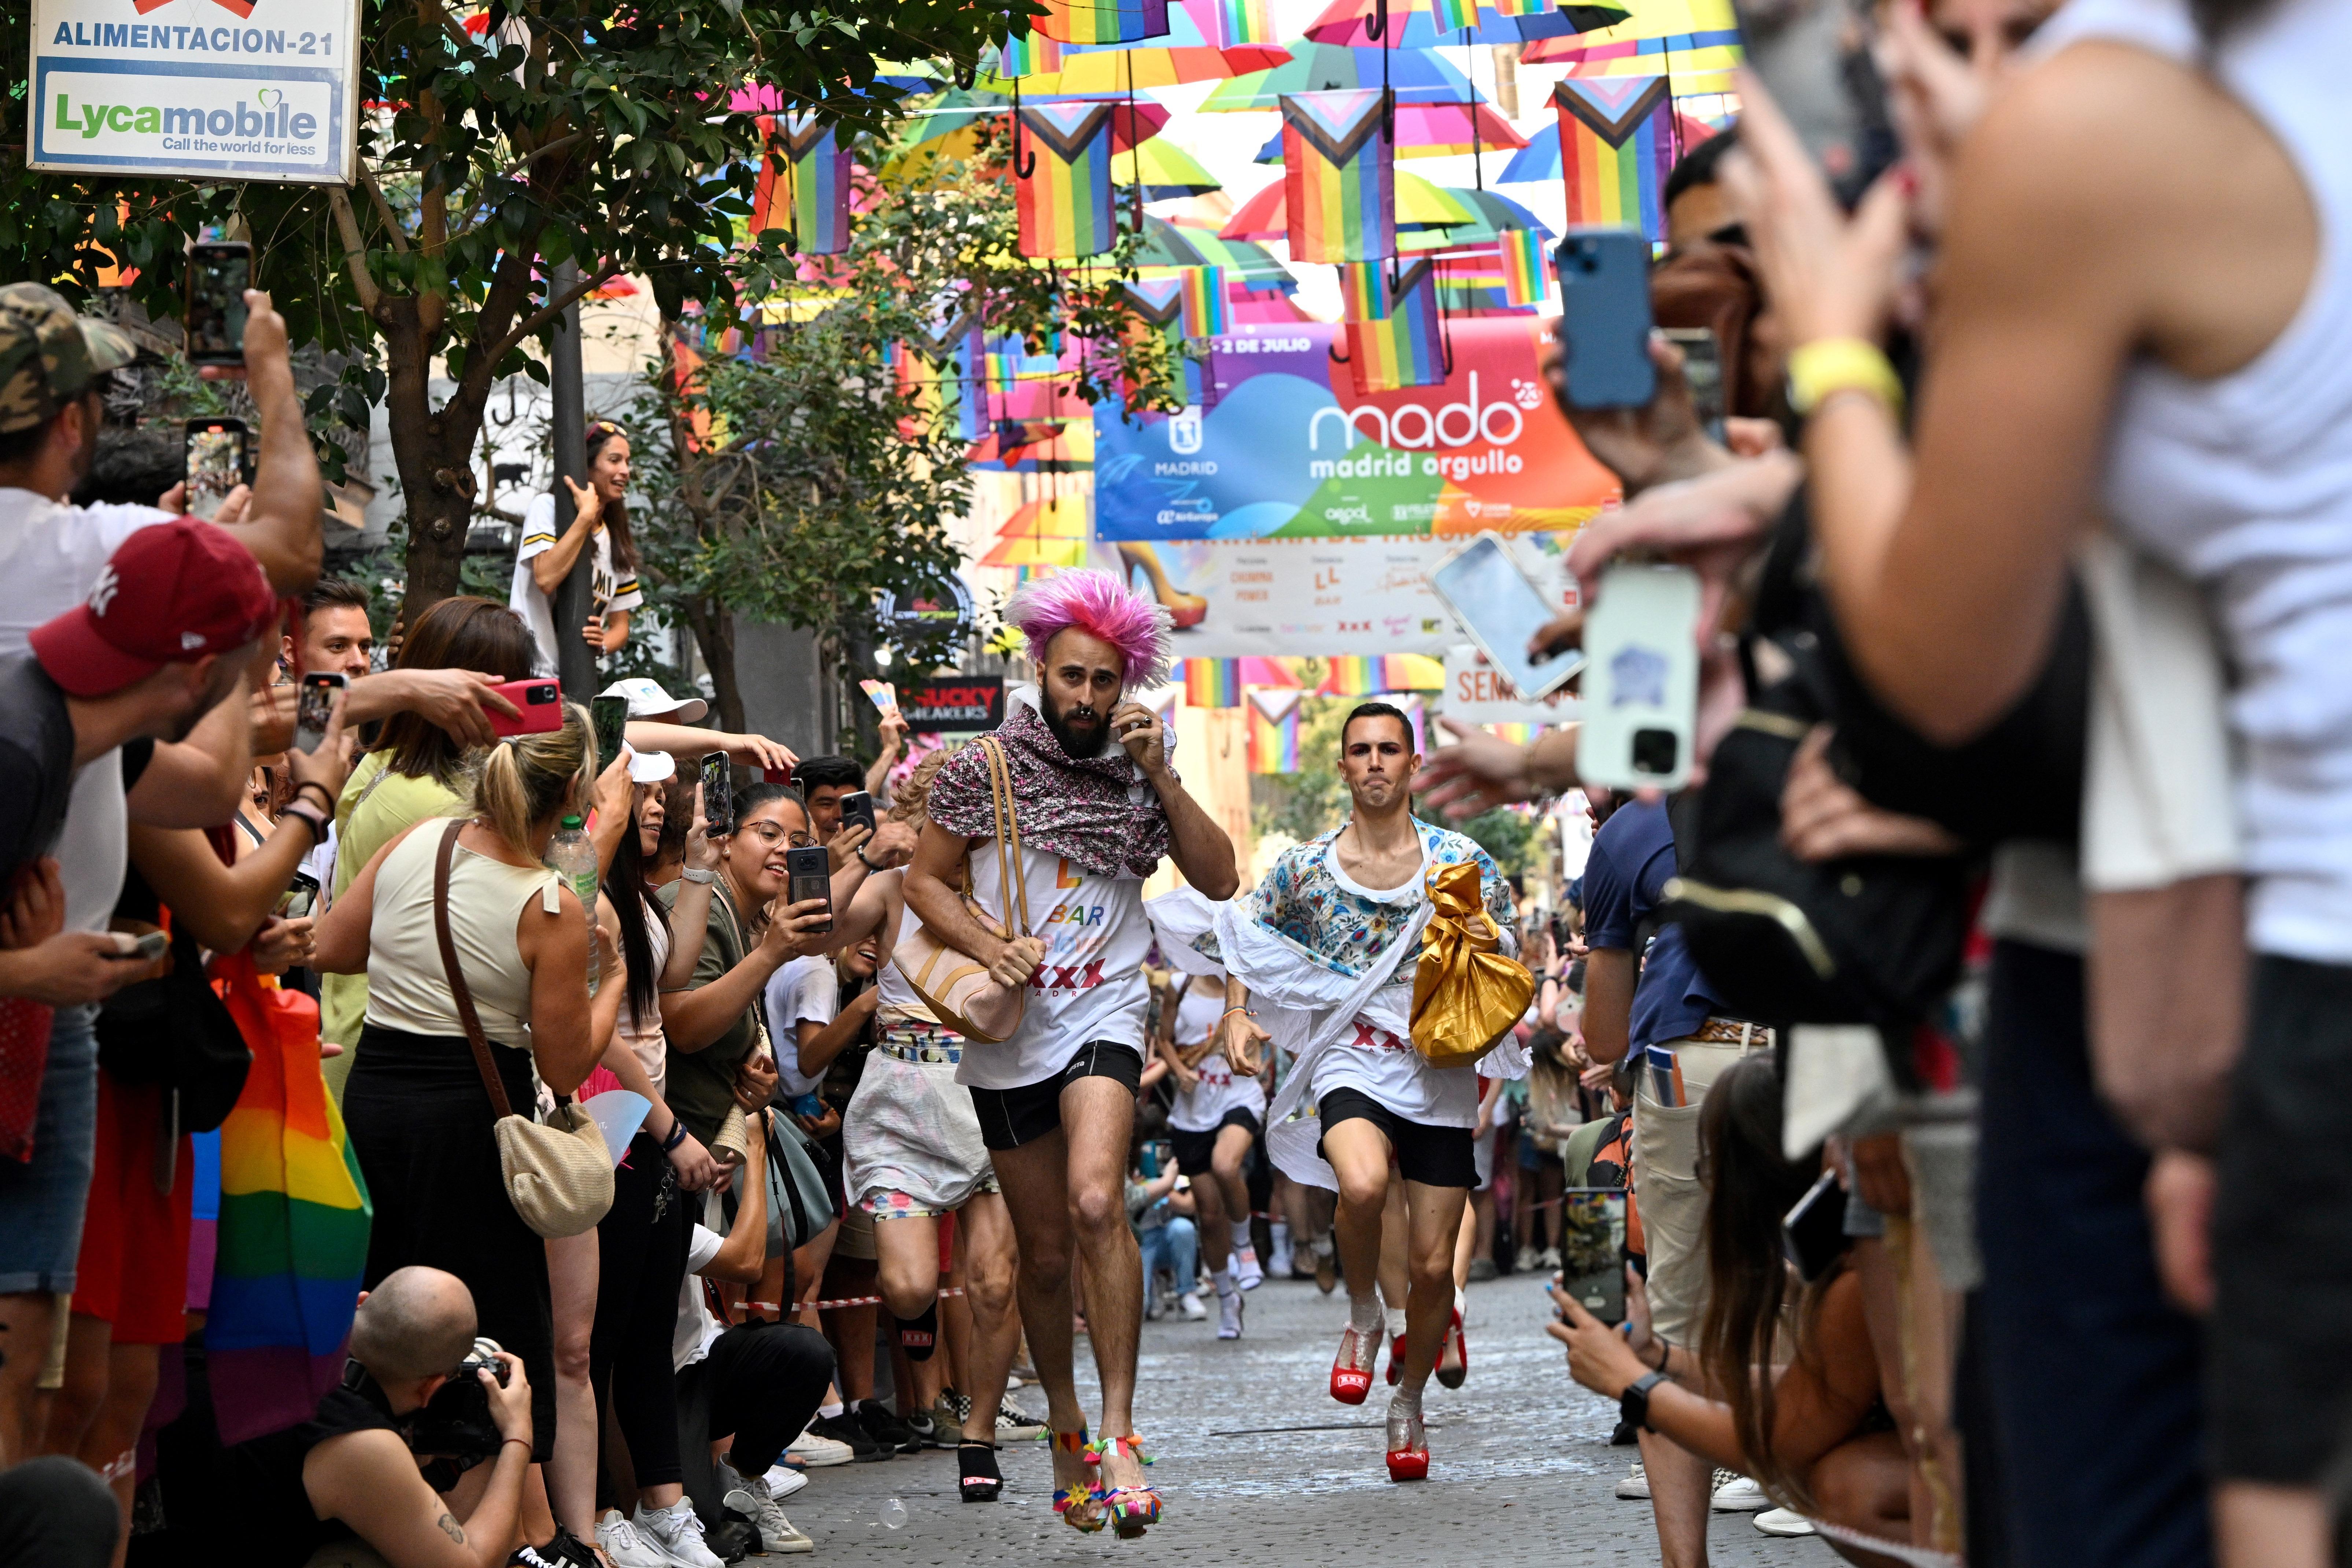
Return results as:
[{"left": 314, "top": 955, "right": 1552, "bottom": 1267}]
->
[
  {"left": 982, "top": 738, "right": 1031, "bottom": 938},
  {"left": 432, "top": 819, "right": 515, "bottom": 1120}
]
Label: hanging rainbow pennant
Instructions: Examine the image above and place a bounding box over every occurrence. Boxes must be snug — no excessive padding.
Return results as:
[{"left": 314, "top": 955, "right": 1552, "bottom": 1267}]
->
[
  {"left": 1034, "top": 0, "right": 1172, "bottom": 44},
  {"left": 1016, "top": 102, "right": 1119, "bottom": 259},
  {"left": 749, "top": 114, "right": 853, "bottom": 254},
  {"left": 998, "top": 30, "right": 1065, "bottom": 75},
  {"left": 1178, "top": 266, "right": 1228, "bottom": 338},
  {"left": 1430, "top": 0, "right": 1483, "bottom": 30},
  {"left": 1340, "top": 261, "right": 1446, "bottom": 394},
  {"left": 1214, "top": 0, "right": 1278, "bottom": 44},
  {"left": 1248, "top": 703, "right": 1301, "bottom": 773},
  {"left": 1554, "top": 76, "right": 1677, "bottom": 241},
  {"left": 206, "top": 955, "right": 372, "bottom": 1444},
  {"left": 1317, "top": 654, "right": 1448, "bottom": 694},
  {"left": 1279, "top": 89, "right": 1396, "bottom": 263},
  {"left": 1120, "top": 276, "right": 1186, "bottom": 340},
  {"left": 1499, "top": 228, "right": 1548, "bottom": 307},
  {"left": 1435, "top": 255, "right": 1513, "bottom": 313},
  {"left": 1184, "top": 657, "right": 1241, "bottom": 707}
]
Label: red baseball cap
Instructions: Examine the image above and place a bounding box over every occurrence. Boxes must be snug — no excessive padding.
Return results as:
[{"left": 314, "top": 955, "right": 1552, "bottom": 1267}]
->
[{"left": 31, "top": 518, "right": 277, "bottom": 697}]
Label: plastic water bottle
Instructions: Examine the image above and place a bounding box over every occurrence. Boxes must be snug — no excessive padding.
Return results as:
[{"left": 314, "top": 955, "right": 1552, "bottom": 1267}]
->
[{"left": 546, "top": 815, "right": 601, "bottom": 992}]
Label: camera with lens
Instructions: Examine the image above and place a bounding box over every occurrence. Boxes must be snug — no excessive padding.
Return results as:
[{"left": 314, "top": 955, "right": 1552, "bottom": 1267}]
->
[{"left": 404, "top": 1336, "right": 509, "bottom": 1462}]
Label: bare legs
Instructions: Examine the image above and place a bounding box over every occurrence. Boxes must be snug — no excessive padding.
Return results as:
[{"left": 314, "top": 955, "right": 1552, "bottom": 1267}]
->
[
  {"left": 872, "top": 1197, "right": 1020, "bottom": 1442},
  {"left": 40, "top": 1317, "right": 155, "bottom": 1568},
  {"left": 1321, "top": 1120, "right": 1469, "bottom": 1396},
  {"left": 543, "top": 1229, "right": 599, "bottom": 1544},
  {"left": 0, "top": 1292, "right": 56, "bottom": 1464}
]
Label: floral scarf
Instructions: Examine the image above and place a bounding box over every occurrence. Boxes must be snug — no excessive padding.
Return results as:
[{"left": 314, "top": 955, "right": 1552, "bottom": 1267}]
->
[{"left": 925, "top": 700, "right": 1172, "bottom": 878}]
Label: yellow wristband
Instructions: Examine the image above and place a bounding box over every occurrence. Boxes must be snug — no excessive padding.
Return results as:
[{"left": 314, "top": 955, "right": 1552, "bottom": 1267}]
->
[{"left": 1786, "top": 337, "right": 1904, "bottom": 420}]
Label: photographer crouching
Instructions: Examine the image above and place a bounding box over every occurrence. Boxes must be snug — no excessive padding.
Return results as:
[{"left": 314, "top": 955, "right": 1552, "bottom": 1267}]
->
[{"left": 210, "top": 1267, "right": 536, "bottom": 1568}]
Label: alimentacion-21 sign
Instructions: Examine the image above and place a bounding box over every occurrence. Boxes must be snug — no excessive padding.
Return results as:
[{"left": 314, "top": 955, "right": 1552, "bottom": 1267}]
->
[{"left": 30, "top": 0, "right": 361, "bottom": 184}]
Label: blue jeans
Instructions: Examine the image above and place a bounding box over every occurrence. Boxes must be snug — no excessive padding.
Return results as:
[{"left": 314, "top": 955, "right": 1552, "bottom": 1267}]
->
[
  {"left": 1138, "top": 1218, "right": 1198, "bottom": 1314},
  {"left": 0, "top": 1004, "right": 98, "bottom": 1296}
]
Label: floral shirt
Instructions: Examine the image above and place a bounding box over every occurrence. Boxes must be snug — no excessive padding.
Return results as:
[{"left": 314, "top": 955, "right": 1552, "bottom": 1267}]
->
[{"left": 1212, "top": 819, "right": 1515, "bottom": 989}]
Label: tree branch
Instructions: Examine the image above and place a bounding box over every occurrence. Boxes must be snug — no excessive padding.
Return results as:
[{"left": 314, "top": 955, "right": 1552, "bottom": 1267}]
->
[
  {"left": 356, "top": 166, "right": 411, "bottom": 255},
  {"left": 502, "top": 130, "right": 588, "bottom": 181},
  {"left": 325, "top": 188, "right": 385, "bottom": 315},
  {"left": 484, "top": 262, "right": 618, "bottom": 370}
]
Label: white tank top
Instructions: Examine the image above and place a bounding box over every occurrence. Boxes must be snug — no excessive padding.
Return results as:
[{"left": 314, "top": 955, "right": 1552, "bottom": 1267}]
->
[
  {"left": 615, "top": 889, "right": 672, "bottom": 1092},
  {"left": 365, "top": 820, "right": 562, "bottom": 1047},
  {"left": 876, "top": 874, "right": 944, "bottom": 1026},
  {"left": 2032, "top": 0, "right": 2352, "bottom": 960}
]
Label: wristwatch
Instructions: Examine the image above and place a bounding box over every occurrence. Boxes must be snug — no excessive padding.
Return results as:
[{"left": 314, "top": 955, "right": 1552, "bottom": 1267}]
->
[
  {"left": 681, "top": 867, "right": 716, "bottom": 884},
  {"left": 1620, "top": 1370, "right": 1667, "bottom": 1434},
  {"left": 855, "top": 844, "right": 878, "bottom": 871}
]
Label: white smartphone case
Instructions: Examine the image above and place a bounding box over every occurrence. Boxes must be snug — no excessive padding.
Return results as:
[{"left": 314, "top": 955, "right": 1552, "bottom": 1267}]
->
[{"left": 1577, "top": 563, "right": 1702, "bottom": 792}]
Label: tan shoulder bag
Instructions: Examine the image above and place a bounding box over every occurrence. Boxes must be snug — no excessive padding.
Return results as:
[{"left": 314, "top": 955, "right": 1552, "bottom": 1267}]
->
[
  {"left": 432, "top": 819, "right": 613, "bottom": 1239},
  {"left": 890, "top": 737, "right": 1032, "bottom": 1044}
]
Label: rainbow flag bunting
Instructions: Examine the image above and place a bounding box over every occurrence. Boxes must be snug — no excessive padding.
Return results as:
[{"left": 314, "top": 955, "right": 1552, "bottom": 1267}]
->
[
  {"left": 206, "top": 955, "right": 372, "bottom": 1444},
  {"left": 749, "top": 114, "right": 853, "bottom": 254},
  {"left": 1319, "top": 654, "right": 1447, "bottom": 695},
  {"left": 1430, "top": 0, "right": 1483, "bottom": 31},
  {"left": 1016, "top": 102, "right": 1120, "bottom": 259},
  {"left": 998, "top": 30, "right": 1066, "bottom": 75},
  {"left": 1280, "top": 89, "right": 1396, "bottom": 263},
  {"left": 1184, "top": 657, "right": 1242, "bottom": 708},
  {"left": 1553, "top": 76, "right": 1677, "bottom": 241},
  {"left": 1178, "top": 265, "right": 1228, "bottom": 338},
  {"left": 1340, "top": 260, "right": 1447, "bottom": 394},
  {"left": 1035, "top": 0, "right": 1171, "bottom": 44},
  {"left": 1214, "top": 0, "right": 1278, "bottom": 44},
  {"left": 1499, "top": 228, "right": 1548, "bottom": 307},
  {"left": 1249, "top": 702, "right": 1301, "bottom": 773}
]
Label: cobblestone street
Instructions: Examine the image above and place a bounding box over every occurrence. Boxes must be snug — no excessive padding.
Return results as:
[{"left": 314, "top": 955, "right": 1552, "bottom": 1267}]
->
[{"left": 782, "top": 1270, "right": 1833, "bottom": 1565}]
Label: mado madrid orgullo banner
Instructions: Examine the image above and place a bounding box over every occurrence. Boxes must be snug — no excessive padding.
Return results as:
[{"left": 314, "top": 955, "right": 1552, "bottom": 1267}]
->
[
  {"left": 31, "top": 0, "right": 361, "bottom": 184},
  {"left": 1094, "top": 317, "right": 1621, "bottom": 542}
]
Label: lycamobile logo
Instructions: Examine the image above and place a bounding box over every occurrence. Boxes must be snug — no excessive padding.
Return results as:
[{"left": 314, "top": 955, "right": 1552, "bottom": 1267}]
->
[{"left": 53, "top": 86, "right": 316, "bottom": 140}]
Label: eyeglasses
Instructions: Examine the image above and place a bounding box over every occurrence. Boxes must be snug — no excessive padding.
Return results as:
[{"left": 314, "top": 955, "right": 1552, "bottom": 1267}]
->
[{"left": 739, "top": 820, "right": 815, "bottom": 849}]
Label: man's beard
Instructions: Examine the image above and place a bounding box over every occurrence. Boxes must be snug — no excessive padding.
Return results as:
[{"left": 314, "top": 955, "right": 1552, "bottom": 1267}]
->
[{"left": 1041, "top": 693, "right": 1110, "bottom": 759}]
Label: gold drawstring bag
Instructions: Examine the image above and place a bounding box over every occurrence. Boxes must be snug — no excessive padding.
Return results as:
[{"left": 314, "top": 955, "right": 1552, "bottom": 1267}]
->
[{"left": 1410, "top": 860, "right": 1534, "bottom": 1070}]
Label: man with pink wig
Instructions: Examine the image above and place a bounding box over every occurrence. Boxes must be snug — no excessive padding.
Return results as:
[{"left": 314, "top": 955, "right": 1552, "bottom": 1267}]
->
[{"left": 904, "top": 568, "right": 1238, "bottom": 1539}]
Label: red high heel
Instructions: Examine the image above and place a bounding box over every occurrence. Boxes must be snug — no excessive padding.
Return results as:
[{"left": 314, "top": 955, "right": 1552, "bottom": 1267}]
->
[
  {"left": 1385, "top": 1400, "right": 1429, "bottom": 1483},
  {"left": 1384, "top": 1329, "right": 1407, "bottom": 1386},
  {"left": 1330, "top": 1325, "right": 1375, "bottom": 1405},
  {"left": 1436, "top": 1308, "right": 1468, "bottom": 1390}
]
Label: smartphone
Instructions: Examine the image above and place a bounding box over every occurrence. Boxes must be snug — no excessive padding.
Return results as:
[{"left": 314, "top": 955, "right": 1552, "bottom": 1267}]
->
[
  {"left": 1732, "top": 0, "right": 1897, "bottom": 204},
  {"left": 1426, "top": 533, "right": 1581, "bottom": 704},
  {"left": 485, "top": 678, "right": 562, "bottom": 739},
  {"left": 1577, "top": 562, "right": 1702, "bottom": 792},
  {"left": 1782, "top": 1169, "right": 1851, "bottom": 1283},
  {"left": 590, "top": 695, "right": 630, "bottom": 773},
  {"left": 838, "top": 790, "right": 878, "bottom": 837},
  {"left": 292, "top": 671, "right": 345, "bottom": 754},
  {"left": 1558, "top": 1188, "right": 1629, "bottom": 1325},
  {"left": 1555, "top": 229, "right": 1655, "bottom": 410},
  {"left": 699, "top": 753, "right": 734, "bottom": 838},
  {"left": 1660, "top": 327, "right": 1725, "bottom": 440},
  {"left": 109, "top": 929, "right": 169, "bottom": 963},
  {"left": 185, "top": 241, "right": 251, "bottom": 365},
  {"left": 783, "top": 845, "right": 834, "bottom": 935},
  {"left": 278, "top": 872, "right": 320, "bottom": 920},
  {"left": 183, "top": 418, "right": 248, "bottom": 520}
]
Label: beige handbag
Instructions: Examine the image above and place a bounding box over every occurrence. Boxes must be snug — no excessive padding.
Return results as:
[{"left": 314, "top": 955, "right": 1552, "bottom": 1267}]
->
[
  {"left": 432, "top": 819, "right": 613, "bottom": 1239},
  {"left": 891, "top": 737, "right": 1032, "bottom": 1044}
]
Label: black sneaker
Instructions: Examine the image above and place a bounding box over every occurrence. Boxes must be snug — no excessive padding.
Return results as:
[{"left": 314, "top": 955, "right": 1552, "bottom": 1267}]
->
[
  {"left": 857, "top": 1401, "right": 925, "bottom": 1456},
  {"left": 809, "top": 1410, "right": 888, "bottom": 1462}
]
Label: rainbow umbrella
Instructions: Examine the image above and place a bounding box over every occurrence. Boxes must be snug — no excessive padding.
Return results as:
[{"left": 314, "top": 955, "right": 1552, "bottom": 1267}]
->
[
  {"left": 986, "top": 0, "right": 1289, "bottom": 92},
  {"left": 1219, "top": 169, "right": 1481, "bottom": 241},
  {"left": 983, "top": 493, "right": 1092, "bottom": 566},
  {"left": 1200, "top": 40, "right": 1479, "bottom": 110},
  {"left": 1301, "top": 0, "right": 1628, "bottom": 47},
  {"left": 1115, "top": 139, "right": 1225, "bottom": 199},
  {"left": 1133, "top": 214, "right": 1296, "bottom": 289},
  {"left": 1521, "top": 0, "right": 1744, "bottom": 92},
  {"left": 1253, "top": 100, "right": 1526, "bottom": 162}
]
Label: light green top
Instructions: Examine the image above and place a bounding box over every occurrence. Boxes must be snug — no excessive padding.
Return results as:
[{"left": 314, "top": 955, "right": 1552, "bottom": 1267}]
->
[{"left": 319, "top": 749, "right": 469, "bottom": 1099}]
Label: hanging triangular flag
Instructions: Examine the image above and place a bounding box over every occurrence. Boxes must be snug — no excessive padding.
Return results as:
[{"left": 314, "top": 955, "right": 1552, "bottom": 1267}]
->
[
  {"left": 1016, "top": 102, "right": 1119, "bottom": 259},
  {"left": 1553, "top": 77, "right": 1677, "bottom": 241},
  {"left": 1279, "top": 89, "right": 1397, "bottom": 263},
  {"left": 1248, "top": 686, "right": 1302, "bottom": 724}
]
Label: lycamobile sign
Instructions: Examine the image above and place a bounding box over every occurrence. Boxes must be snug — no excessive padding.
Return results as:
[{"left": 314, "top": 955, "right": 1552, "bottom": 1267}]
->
[{"left": 29, "top": 0, "right": 360, "bottom": 184}]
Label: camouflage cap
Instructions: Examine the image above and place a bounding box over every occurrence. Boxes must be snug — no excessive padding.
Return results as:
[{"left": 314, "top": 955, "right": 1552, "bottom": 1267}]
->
[{"left": 0, "top": 283, "right": 139, "bottom": 438}]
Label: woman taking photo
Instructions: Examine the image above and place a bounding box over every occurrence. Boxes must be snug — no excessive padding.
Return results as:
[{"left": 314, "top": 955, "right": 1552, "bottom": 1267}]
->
[
  {"left": 313, "top": 705, "right": 629, "bottom": 1543},
  {"left": 1550, "top": 1055, "right": 1908, "bottom": 1562},
  {"left": 510, "top": 420, "right": 644, "bottom": 674}
]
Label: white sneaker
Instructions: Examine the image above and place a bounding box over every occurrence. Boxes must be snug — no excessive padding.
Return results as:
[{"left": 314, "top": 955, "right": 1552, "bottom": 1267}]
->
[
  {"left": 1515, "top": 1245, "right": 1540, "bottom": 1273},
  {"left": 760, "top": 1463, "right": 811, "bottom": 1501},
  {"left": 1712, "top": 1472, "right": 1771, "bottom": 1512},
  {"left": 1615, "top": 1459, "right": 1650, "bottom": 1500},
  {"left": 1754, "top": 1507, "right": 1816, "bottom": 1537},
  {"left": 634, "top": 1497, "right": 725, "bottom": 1568},
  {"left": 1538, "top": 1246, "right": 1562, "bottom": 1270},
  {"left": 719, "top": 1460, "right": 815, "bottom": 1555},
  {"left": 1218, "top": 1288, "right": 1244, "bottom": 1340},
  {"left": 996, "top": 1395, "right": 1046, "bottom": 1441},
  {"left": 1233, "top": 1244, "right": 1266, "bottom": 1291},
  {"left": 596, "top": 1509, "right": 670, "bottom": 1568},
  {"left": 1269, "top": 1244, "right": 1294, "bottom": 1279},
  {"left": 1178, "top": 1290, "right": 1208, "bottom": 1321},
  {"left": 786, "top": 1427, "right": 854, "bottom": 1468}
]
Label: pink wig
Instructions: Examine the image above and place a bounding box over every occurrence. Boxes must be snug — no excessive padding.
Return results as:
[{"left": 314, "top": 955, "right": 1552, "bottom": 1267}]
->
[{"left": 1007, "top": 568, "right": 1173, "bottom": 690}]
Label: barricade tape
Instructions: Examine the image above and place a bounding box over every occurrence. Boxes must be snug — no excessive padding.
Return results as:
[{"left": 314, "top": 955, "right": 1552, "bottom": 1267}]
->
[{"left": 750, "top": 1286, "right": 968, "bottom": 1313}]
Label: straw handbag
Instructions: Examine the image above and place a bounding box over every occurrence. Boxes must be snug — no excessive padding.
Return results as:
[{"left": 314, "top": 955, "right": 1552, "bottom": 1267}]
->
[
  {"left": 891, "top": 737, "right": 1032, "bottom": 1044},
  {"left": 432, "top": 820, "right": 613, "bottom": 1239},
  {"left": 1410, "top": 860, "right": 1533, "bottom": 1070}
]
